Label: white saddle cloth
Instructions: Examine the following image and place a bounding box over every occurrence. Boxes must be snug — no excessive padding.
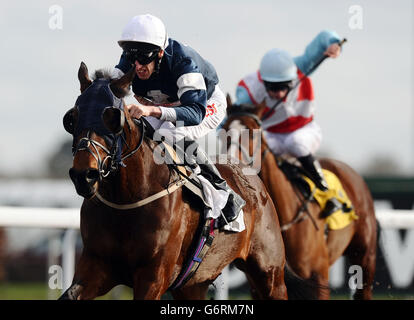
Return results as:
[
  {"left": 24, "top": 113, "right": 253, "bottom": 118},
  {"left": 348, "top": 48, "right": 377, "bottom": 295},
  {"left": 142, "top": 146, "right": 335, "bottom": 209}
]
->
[{"left": 197, "top": 174, "right": 245, "bottom": 233}]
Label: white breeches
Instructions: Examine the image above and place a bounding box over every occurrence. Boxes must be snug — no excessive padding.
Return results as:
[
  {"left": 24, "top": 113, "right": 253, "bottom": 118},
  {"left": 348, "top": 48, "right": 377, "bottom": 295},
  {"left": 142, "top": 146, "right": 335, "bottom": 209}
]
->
[{"left": 263, "top": 121, "right": 322, "bottom": 158}]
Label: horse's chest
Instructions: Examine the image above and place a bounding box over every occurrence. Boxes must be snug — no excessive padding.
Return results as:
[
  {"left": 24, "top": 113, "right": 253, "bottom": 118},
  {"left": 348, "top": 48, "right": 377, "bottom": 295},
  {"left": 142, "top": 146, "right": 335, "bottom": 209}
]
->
[{"left": 82, "top": 210, "right": 171, "bottom": 262}]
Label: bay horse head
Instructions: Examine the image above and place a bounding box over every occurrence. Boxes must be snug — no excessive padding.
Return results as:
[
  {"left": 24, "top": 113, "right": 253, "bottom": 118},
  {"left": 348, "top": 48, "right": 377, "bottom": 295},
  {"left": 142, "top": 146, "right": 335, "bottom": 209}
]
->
[
  {"left": 63, "top": 62, "right": 139, "bottom": 198},
  {"left": 222, "top": 96, "right": 269, "bottom": 170},
  {"left": 224, "top": 95, "right": 268, "bottom": 131}
]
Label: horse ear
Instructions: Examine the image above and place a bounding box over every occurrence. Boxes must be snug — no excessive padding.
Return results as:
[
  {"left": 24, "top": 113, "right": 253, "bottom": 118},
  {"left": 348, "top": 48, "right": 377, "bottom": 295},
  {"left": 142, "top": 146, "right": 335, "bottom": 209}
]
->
[
  {"left": 63, "top": 107, "right": 78, "bottom": 134},
  {"left": 78, "top": 62, "right": 92, "bottom": 93},
  {"left": 226, "top": 93, "right": 232, "bottom": 107},
  {"left": 226, "top": 93, "right": 234, "bottom": 116},
  {"left": 102, "top": 107, "right": 125, "bottom": 135},
  {"left": 110, "top": 67, "right": 136, "bottom": 98}
]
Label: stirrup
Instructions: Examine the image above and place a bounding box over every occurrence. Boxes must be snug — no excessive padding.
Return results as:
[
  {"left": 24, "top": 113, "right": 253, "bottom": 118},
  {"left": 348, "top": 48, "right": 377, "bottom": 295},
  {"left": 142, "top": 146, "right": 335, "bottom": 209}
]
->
[
  {"left": 217, "top": 193, "right": 246, "bottom": 228},
  {"left": 320, "top": 198, "right": 342, "bottom": 218},
  {"left": 315, "top": 178, "right": 329, "bottom": 192}
]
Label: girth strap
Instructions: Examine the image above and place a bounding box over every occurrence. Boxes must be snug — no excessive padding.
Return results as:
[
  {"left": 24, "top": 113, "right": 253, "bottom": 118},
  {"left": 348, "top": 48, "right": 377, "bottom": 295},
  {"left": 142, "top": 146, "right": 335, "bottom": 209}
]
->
[{"left": 169, "top": 218, "right": 215, "bottom": 290}]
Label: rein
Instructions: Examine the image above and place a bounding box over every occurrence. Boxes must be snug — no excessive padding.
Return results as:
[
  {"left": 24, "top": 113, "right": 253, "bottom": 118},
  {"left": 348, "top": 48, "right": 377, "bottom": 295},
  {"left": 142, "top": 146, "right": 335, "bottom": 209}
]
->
[
  {"left": 95, "top": 178, "right": 188, "bottom": 210},
  {"left": 90, "top": 117, "right": 188, "bottom": 210}
]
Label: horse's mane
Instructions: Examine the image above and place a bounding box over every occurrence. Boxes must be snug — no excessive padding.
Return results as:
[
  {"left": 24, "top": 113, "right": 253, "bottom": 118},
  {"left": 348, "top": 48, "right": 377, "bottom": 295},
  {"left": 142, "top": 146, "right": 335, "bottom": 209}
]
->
[
  {"left": 92, "top": 69, "right": 131, "bottom": 98},
  {"left": 92, "top": 69, "right": 114, "bottom": 81},
  {"left": 228, "top": 103, "right": 257, "bottom": 115}
]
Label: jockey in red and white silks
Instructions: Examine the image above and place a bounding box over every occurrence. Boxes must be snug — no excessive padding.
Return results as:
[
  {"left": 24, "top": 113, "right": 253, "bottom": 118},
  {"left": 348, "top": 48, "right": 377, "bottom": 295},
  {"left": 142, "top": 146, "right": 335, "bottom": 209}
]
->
[{"left": 235, "top": 30, "right": 342, "bottom": 191}]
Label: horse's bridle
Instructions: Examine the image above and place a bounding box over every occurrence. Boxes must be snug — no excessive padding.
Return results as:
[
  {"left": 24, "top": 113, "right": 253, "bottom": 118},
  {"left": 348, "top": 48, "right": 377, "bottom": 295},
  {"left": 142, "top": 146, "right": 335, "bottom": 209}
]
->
[
  {"left": 228, "top": 112, "right": 262, "bottom": 128},
  {"left": 227, "top": 112, "right": 269, "bottom": 165},
  {"left": 72, "top": 117, "right": 145, "bottom": 179}
]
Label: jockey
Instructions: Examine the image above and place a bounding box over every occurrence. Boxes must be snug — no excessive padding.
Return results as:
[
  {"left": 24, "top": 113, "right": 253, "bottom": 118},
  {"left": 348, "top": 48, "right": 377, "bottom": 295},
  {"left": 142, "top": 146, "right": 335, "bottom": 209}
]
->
[
  {"left": 113, "top": 14, "right": 245, "bottom": 226},
  {"left": 235, "top": 31, "right": 342, "bottom": 191}
]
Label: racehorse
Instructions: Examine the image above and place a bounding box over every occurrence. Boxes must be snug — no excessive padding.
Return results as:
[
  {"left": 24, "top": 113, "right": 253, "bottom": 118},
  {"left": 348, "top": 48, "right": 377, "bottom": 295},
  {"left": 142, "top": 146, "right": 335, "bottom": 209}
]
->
[
  {"left": 59, "top": 62, "right": 314, "bottom": 300},
  {"left": 222, "top": 98, "right": 377, "bottom": 299}
]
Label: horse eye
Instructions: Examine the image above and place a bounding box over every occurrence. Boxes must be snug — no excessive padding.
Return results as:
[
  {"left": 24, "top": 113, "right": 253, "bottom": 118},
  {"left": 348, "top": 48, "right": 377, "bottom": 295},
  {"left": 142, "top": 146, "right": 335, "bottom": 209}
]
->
[{"left": 63, "top": 107, "right": 78, "bottom": 134}]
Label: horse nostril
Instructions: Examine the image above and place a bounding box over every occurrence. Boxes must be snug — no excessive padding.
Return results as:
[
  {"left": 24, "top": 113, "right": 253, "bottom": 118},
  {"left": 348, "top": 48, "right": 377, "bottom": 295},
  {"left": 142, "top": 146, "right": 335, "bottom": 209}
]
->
[{"left": 85, "top": 169, "right": 100, "bottom": 183}]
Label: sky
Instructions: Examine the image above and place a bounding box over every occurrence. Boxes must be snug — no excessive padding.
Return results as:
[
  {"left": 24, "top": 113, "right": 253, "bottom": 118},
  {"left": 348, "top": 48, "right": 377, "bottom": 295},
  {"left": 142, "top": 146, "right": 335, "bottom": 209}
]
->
[{"left": 0, "top": 0, "right": 413, "bottom": 177}]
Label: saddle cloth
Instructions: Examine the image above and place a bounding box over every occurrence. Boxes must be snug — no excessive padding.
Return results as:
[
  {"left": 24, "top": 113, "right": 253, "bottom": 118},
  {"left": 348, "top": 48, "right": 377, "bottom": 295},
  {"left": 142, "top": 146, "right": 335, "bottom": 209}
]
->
[
  {"left": 302, "top": 169, "right": 358, "bottom": 230},
  {"left": 277, "top": 158, "right": 358, "bottom": 230}
]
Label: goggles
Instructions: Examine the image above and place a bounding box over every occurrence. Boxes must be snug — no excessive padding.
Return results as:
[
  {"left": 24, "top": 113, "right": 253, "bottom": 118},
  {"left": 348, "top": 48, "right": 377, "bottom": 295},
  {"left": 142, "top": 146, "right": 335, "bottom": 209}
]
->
[
  {"left": 264, "top": 80, "right": 293, "bottom": 92},
  {"left": 124, "top": 48, "right": 160, "bottom": 65}
]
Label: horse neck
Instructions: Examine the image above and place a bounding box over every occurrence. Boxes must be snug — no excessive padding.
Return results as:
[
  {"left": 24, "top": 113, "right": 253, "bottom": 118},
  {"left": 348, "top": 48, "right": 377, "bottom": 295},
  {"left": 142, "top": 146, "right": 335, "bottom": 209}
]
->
[{"left": 259, "top": 141, "right": 302, "bottom": 222}]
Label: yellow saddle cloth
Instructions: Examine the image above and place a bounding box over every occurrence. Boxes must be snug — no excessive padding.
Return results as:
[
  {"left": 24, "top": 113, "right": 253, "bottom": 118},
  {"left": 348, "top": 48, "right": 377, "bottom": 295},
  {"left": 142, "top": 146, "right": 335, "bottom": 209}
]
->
[{"left": 302, "top": 169, "right": 358, "bottom": 230}]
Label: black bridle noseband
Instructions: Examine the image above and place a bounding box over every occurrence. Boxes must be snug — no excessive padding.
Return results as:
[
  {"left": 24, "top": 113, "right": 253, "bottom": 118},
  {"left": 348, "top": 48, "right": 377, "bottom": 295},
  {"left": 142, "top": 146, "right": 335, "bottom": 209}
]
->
[{"left": 72, "top": 117, "right": 146, "bottom": 179}]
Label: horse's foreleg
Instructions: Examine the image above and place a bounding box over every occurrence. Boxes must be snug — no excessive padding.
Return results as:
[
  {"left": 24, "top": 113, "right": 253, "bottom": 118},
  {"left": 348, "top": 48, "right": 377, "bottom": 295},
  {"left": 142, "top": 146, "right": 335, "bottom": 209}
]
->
[
  {"left": 290, "top": 256, "right": 330, "bottom": 300},
  {"left": 243, "top": 206, "right": 288, "bottom": 300},
  {"left": 171, "top": 282, "right": 210, "bottom": 300},
  {"left": 132, "top": 268, "right": 169, "bottom": 300},
  {"left": 345, "top": 223, "right": 377, "bottom": 300},
  {"left": 58, "top": 251, "right": 115, "bottom": 300}
]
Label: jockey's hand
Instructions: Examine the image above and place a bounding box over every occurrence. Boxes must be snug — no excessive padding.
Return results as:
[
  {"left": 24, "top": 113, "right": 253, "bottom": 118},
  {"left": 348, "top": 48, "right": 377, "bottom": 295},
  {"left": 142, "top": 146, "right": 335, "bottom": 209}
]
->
[
  {"left": 324, "top": 43, "right": 341, "bottom": 58},
  {"left": 126, "top": 104, "right": 162, "bottom": 119}
]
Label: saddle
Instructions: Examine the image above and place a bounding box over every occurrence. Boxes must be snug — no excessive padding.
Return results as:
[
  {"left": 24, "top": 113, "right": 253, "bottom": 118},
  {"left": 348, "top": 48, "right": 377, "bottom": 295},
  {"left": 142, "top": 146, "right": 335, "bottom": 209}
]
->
[
  {"left": 139, "top": 118, "right": 220, "bottom": 290},
  {"left": 276, "top": 156, "right": 358, "bottom": 231}
]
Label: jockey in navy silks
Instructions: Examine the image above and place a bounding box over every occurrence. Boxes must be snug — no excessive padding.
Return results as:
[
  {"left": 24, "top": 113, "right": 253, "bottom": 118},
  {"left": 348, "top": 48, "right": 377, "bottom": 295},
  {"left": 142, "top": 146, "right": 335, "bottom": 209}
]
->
[{"left": 112, "top": 14, "right": 245, "bottom": 227}]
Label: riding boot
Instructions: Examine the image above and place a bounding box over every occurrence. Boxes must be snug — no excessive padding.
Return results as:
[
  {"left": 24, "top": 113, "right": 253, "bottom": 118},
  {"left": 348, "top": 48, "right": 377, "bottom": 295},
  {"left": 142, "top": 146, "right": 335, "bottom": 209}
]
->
[
  {"left": 183, "top": 139, "right": 246, "bottom": 227},
  {"left": 320, "top": 198, "right": 343, "bottom": 218},
  {"left": 297, "top": 154, "right": 329, "bottom": 191}
]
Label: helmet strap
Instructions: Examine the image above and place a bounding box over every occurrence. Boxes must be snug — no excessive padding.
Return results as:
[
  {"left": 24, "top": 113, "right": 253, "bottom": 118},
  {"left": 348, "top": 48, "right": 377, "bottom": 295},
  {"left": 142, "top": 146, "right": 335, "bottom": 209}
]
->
[{"left": 152, "top": 52, "right": 163, "bottom": 75}]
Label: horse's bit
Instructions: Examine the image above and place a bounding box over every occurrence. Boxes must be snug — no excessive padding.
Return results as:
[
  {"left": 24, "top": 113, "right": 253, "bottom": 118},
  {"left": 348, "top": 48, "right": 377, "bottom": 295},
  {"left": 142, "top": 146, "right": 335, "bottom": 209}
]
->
[{"left": 72, "top": 118, "right": 145, "bottom": 179}]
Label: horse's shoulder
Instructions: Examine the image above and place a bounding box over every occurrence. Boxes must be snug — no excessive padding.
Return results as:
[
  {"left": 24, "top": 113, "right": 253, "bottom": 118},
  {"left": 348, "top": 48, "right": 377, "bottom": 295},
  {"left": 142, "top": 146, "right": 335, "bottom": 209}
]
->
[
  {"left": 215, "top": 159, "right": 260, "bottom": 201},
  {"left": 320, "top": 158, "right": 359, "bottom": 178}
]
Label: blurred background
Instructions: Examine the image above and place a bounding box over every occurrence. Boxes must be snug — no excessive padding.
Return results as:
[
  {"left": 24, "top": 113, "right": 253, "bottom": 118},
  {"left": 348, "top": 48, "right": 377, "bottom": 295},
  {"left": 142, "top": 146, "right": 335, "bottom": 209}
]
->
[{"left": 0, "top": 0, "right": 413, "bottom": 299}]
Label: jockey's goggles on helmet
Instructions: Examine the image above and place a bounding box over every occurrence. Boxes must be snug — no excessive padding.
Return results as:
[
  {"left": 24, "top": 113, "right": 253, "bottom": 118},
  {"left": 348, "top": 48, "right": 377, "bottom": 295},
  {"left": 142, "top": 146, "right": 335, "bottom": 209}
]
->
[
  {"left": 124, "top": 48, "right": 160, "bottom": 65},
  {"left": 264, "top": 80, "right": 293, "bottom": 92},
  {"left": 122, "top": 42, "right": 161, "bottom": 65}
]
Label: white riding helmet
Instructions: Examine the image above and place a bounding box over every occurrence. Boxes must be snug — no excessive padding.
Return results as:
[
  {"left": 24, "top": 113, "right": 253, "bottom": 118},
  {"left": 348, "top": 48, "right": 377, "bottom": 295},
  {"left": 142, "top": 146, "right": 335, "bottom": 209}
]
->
[
  {"left": 118, "top": 14, "right": 168, "bottom": 50},
  {"left": 259, "top": 48, "right": 297, "bottom": 82}
]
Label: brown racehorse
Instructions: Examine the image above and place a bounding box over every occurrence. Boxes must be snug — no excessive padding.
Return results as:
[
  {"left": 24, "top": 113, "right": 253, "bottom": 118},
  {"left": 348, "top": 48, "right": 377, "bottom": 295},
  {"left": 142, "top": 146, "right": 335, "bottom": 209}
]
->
[
  {"left": 58, "top": 62, "right": 317, "bottom": 300},
  {"left": 222, "top": 99, "right": 377, "bottom": 299}
]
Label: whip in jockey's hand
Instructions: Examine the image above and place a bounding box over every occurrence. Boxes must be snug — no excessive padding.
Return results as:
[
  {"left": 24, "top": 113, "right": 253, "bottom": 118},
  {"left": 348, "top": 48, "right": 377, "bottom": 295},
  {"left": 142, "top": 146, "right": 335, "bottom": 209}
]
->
[{"left": 324, "top": 43, "right": 341, "bottom": 58}]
